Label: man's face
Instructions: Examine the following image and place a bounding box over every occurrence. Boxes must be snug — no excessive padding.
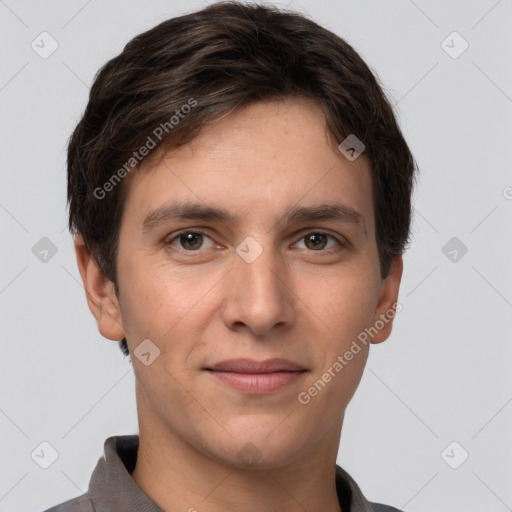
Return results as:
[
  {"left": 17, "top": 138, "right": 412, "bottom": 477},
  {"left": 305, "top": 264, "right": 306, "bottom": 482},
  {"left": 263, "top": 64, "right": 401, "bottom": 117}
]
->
[{"left": 103, "top": 97, "right": 401, "bottom": 468}]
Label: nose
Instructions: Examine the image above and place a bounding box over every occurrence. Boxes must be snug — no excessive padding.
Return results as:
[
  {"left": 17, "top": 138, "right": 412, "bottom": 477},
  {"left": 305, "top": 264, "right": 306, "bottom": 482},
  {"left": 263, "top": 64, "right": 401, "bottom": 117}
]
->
[{"left": 220, "top": 241, "right": 296, "bottom": 337}]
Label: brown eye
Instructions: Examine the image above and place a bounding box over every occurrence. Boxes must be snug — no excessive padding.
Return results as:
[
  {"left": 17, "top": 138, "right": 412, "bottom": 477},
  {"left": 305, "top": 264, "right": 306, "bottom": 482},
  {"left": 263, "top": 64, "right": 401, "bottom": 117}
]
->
[
  {"left": 180, "top": 232, "right": 203, "bottom": 250},
  {"left": 304, "top": 233, "right": 328, "bottom": 250},
  {"left": 294, "top": 231, "right": 342, "bottom": 252},
  {"left": 166, "top": 231, "right": 216, "bottom": 251}
]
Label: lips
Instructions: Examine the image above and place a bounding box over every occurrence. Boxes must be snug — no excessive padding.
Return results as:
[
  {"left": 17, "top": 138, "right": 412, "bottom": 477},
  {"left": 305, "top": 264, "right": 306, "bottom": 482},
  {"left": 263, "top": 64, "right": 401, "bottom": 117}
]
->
[
  {"left": 204, "top": 358, "right": 307, "bottom": 394},
  {"left": 205, "top": 358, "right": 306, "bottom": 373}
]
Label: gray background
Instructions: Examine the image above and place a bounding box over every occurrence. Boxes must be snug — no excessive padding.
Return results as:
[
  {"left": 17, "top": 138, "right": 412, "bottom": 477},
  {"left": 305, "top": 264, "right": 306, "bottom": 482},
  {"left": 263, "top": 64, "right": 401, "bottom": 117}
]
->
[{"left": 1, "top": 0, "right": 511, "bottom": 511}]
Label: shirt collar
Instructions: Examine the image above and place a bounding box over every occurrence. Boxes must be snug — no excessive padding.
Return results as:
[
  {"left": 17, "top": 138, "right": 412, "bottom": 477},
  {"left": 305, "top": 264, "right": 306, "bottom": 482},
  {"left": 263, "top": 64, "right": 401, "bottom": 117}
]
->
[{"left": 87, "top": 435, "right": 376, "bottom": 512}]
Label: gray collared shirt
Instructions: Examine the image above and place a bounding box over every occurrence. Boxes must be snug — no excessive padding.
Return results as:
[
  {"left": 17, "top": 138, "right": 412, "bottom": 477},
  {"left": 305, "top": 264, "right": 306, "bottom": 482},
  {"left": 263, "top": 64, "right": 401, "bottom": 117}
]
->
[{"left": 43, "top": 435, "right": 402, "bottom": 512}]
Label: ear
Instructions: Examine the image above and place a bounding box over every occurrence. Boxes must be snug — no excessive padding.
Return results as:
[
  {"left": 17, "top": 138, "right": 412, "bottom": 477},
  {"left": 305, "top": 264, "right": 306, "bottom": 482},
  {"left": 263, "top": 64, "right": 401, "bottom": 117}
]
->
[
  {"left": 74, "top": 233, "right": 126, "bottom": 341},
  {"left": 369, "top": 256, "right": 403, "bottom": 345}
]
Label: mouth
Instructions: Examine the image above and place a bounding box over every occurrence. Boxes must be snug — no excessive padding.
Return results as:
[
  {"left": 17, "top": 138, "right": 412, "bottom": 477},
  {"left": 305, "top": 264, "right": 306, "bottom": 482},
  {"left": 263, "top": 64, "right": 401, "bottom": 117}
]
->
[{"left": 204, "top": 358, "right": 307, "bottom": 394}]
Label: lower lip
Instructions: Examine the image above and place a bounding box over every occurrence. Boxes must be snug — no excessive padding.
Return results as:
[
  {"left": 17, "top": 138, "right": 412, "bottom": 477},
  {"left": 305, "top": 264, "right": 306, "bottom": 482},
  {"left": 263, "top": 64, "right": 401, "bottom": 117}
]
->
[{"left": 206, "top": 370, "right": 305, "bottom": 394}]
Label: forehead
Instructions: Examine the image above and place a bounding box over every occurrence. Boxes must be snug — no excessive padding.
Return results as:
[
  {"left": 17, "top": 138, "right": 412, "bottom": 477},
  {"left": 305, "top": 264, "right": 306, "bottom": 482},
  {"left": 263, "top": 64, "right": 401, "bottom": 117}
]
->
[{"left": 122, "top": 97, "right": 374, "bottom": 233}]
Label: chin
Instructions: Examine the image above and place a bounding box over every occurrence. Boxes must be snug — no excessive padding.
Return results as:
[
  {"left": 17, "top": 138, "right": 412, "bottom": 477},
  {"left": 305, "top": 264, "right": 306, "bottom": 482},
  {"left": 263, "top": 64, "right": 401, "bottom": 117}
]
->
[{"left": 214, "top": 430, "right": 308, "bottom": 471}]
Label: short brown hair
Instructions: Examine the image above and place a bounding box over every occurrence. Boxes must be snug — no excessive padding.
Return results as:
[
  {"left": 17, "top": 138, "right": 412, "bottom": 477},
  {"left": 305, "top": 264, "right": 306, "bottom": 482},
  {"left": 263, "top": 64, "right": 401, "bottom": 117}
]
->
[{"left": 67, "top": 1, "right": 417, "bottom": 356}]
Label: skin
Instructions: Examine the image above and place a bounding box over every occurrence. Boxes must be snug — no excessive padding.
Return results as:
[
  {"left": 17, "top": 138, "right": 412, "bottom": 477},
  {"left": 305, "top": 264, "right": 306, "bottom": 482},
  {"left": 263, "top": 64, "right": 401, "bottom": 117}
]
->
[{"left": 75, "top": 97, "right": 402, "bottom": 512}]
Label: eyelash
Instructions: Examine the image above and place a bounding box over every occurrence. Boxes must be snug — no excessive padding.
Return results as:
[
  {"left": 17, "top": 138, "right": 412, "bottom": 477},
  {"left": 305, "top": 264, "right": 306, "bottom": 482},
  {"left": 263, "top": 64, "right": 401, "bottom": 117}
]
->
[{"left": 164, "top": 229, "right": 346, "bottom": 254}]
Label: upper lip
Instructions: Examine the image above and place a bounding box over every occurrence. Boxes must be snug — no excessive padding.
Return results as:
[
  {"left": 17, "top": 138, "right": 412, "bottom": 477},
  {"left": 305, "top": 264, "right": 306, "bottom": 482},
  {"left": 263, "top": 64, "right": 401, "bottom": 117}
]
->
[{"left": 206, "top": 358, "right": 306, "bottom": 373}]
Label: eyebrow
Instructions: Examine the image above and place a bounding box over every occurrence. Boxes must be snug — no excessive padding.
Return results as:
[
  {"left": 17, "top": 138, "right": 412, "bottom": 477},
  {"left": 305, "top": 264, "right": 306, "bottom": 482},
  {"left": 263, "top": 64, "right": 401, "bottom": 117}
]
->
[{"left": 141, "top": 200, "right": 367, "bottom": 235}]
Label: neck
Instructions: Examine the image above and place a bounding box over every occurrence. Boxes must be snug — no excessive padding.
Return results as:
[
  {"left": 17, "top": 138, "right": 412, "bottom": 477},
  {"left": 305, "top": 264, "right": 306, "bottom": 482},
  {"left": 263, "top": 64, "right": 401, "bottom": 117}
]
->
[{"left": 131, "top": 410, "right": 345, "bottom": 512}]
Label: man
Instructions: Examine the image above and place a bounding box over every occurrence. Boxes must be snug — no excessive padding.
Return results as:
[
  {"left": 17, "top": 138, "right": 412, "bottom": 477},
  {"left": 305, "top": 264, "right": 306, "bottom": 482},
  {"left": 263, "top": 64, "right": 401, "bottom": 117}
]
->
[{"left": 45, "top": 1, "right": 416, "bottom": 510}]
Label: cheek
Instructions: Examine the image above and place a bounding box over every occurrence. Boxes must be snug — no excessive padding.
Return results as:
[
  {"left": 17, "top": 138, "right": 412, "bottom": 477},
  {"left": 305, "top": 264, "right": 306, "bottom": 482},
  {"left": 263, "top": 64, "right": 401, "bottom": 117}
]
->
[
  {"left": 301, "top": 266, "right": 380, "bottom": 348},
  {"left": 118, "top": 260, "right": 226, "bottom": 374},
  {"left": 119, "top": 259, "right": 207, "bottom": 332}
]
